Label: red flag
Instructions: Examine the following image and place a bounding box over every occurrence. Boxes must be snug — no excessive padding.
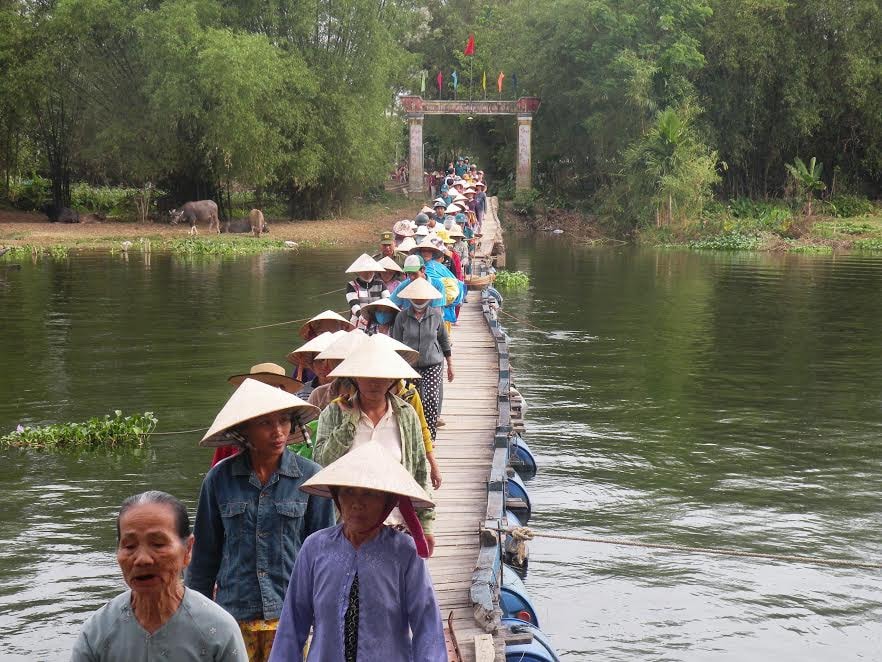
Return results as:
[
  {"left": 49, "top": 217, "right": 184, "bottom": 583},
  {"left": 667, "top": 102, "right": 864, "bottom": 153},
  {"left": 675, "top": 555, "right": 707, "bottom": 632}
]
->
[
  {"left": 436, "top": 71, "right": 443, "bottom": 92},
  {"left": 464, "top": 34, "right": 475, "bottom": 56},
  {"left": 497, "top": 71, "right": 505, "bottom": 93}
]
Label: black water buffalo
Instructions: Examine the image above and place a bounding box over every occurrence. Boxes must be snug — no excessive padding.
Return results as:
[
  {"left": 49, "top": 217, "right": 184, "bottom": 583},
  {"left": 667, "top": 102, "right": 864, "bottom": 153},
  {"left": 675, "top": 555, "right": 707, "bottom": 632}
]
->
[
  {"left": 169, "top": 200, "right": 219, "bottom": 235},
  {"left": 43, "top": 205, "right": 80, "bottom": 223}
]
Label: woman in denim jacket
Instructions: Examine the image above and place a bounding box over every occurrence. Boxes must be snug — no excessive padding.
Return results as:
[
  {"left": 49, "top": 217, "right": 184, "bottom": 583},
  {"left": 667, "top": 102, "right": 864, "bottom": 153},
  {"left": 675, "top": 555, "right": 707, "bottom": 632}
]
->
[{"left": 186, "top": 380, "right": 336, "bottom": 662}]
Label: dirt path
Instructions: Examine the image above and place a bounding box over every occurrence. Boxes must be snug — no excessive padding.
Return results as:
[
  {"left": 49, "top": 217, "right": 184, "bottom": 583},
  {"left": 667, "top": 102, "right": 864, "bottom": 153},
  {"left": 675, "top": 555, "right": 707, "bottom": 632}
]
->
[{"left": 0, "top": 199, "right": 413, "bottom": 248}]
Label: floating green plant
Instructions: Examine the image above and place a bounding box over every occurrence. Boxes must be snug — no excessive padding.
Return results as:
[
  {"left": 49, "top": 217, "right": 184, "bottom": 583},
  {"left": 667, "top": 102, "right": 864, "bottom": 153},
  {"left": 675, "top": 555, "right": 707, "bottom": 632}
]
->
[
  {"left": 1, "top": 411, "right": 158, "bottom": 451},
  {"left": 494, "top": 270, "right": 530, "bottom": 288}
]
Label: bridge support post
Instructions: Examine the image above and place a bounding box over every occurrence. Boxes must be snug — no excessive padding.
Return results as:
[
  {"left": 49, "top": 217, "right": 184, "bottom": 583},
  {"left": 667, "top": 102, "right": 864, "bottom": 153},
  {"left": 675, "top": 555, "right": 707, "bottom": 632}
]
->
[
  {"left": 407, "top": 112, "right": 425, "bottom": 196},
  {"left": 516, "top": 113, "right": 533, "bottom": 191}
]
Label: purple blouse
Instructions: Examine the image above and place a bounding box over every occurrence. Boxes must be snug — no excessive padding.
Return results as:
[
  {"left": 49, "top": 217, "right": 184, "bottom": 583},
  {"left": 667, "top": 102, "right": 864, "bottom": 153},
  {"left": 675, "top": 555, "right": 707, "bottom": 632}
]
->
[{"left": 268, "top": 524, "right": 447, "bottom": 662}]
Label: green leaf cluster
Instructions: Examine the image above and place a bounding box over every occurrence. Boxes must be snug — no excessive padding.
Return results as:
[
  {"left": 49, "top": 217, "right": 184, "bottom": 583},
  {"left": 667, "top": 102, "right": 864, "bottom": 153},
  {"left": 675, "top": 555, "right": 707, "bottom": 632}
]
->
[
  {"left": 1, "top": 411, "right": 158, "bottom": 451},
  {"left": 494, "top": 270, "right": 530, "bottom": 289}
]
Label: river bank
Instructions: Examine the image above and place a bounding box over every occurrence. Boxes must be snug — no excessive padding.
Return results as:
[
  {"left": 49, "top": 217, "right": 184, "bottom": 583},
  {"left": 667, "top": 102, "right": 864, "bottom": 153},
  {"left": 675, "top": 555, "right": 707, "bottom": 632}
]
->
[
  {"left": 0, "top": 198, "right": 412, "bottom": 255},
  {"left": 503, "top": 200, "right": 882, "bottom": 254}
]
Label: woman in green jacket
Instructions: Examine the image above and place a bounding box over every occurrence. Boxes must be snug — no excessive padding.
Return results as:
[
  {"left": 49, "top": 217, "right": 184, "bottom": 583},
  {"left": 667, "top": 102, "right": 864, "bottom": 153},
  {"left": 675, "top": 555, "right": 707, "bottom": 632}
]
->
[{"left": 313, "top": 335, "right": 436, "bottom": 556}]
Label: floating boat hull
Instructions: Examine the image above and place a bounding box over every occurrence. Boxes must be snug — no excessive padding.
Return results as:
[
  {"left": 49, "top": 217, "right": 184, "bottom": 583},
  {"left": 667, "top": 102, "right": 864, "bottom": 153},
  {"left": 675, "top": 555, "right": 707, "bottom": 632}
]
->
[{"left": 503, "top": 617, "right": 562, "bottom": 662}]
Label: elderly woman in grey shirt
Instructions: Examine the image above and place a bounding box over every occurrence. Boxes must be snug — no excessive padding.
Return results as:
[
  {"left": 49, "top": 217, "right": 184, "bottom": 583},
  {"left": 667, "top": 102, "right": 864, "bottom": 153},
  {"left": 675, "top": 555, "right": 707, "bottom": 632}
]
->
[
  {"left": 391, "top": 277, "right": 454, "bottom": 441},
  {"left": 71, "top": 491, "right": 246, "bottom": 662}
]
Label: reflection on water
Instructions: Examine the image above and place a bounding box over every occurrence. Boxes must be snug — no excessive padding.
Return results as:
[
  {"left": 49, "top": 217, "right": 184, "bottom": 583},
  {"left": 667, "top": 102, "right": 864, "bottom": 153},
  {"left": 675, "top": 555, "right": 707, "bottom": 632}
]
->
[{"left": 2, "top": 243, "right": 882, "bottom": 659}]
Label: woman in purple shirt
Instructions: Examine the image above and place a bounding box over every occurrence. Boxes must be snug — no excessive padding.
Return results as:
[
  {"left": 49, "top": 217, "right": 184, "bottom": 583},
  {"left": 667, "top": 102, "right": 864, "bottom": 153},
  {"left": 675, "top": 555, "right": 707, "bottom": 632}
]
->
[{"left": 268, "top": 442, "right": 447, "bottom": 662}]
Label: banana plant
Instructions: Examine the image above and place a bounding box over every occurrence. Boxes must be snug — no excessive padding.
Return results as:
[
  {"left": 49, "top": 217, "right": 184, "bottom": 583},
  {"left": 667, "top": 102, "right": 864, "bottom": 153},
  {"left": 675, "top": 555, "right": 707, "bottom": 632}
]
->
[{"left": 785, "top": 156, "right": 826, "bottom": 216}]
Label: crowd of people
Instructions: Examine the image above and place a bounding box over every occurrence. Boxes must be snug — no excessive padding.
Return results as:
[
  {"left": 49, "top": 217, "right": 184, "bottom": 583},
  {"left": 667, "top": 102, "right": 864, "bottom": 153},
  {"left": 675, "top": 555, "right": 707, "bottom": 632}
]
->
[{"left": 71, "top": 164, "right": 492, "bottom": 662}]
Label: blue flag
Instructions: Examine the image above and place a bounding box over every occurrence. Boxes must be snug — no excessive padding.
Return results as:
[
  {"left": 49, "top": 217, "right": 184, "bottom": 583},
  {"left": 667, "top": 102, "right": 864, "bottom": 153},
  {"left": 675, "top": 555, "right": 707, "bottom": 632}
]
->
[
  {"left": 451, "top": 71, "right": 459, "bottom": 89},
  {"left": 512, "top": 73, "right": 518, "bottom": 96}
]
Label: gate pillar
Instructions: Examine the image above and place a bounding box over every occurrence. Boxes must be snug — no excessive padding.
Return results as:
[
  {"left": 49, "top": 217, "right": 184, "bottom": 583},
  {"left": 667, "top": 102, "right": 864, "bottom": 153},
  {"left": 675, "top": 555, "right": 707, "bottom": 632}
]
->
[
  {"left": 516, "top": 113, "right": 533, "bottom": 192},
  {"left": 407, "top": 113, "right": 425, "bottom": 196}
]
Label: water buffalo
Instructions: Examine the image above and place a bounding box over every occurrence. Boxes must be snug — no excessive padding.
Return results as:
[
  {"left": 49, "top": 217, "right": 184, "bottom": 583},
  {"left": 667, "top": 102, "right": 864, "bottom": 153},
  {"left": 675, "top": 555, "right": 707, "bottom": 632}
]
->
[
  {"left": 169, "top": 200, "right": 219, "bottom": 235},
  {"left": 43, "top": 205, "right": 80, "bottom": 223},
  {"left": 222, "top": 217, "right": 252, "bottom": 233},
  {"left": 249, "top": 209, "right": 268, "bottom": 237}
]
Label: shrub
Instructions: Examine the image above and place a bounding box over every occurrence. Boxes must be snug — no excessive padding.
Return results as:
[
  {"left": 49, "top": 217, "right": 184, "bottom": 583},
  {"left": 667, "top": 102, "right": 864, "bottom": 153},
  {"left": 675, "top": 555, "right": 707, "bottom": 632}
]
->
[
  {"left": 1, "top": 411, "right": 158, "bottom": 451},
  {"left": 4, "top": 176, "right": 52, "bottom": 210},
  {"left": 829, "top": 195, "right": 874, "bottom": 218},
  {"left": 689, "top": 232, "right": 761, "bottom": 251},
  {"left": 511, "top": 188, "right": 541, "bottom": 215}
]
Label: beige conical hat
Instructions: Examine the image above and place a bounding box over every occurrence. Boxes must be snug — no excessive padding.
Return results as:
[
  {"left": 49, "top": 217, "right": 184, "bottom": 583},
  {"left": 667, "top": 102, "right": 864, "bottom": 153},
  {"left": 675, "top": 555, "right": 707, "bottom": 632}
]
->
[
  {"left": 300, "top": 441, "right": 434, "bottom": 508},
  {"left": 396, "top": 237, "right": 417, "bottom": 253},
  {"left": 419, "top": 205, "right": 435, "bottom": 215},
  {"left": 328, "top": 335, "right": 421, "bottom": 380},
  {"left": 200, "top": 379, "right": 320, "bottom": 447},
  {"left": 410, "top": 239, "right": 444, "bottom": 256},
  {"left": 286, "top": 330, "right": 347, "bottom": 366},
  {"left": 360, "top": 298, "right": 401, "bottom": 318},
  {"left": 228, "top": 363, "right": 303, "bottom": 390},
  {"left": 298, "top": 310, "right": 354, "bottom": 340},
  {"left": 447, "top": 224, "right": 465, "bottom": 238},
  {"left": 315, "top": 328, "right": 368, "bottom": 361},
  {"left": 369, "top": 332, "right": 420, "bottom": 365},
  {"left": 345, "top": 253, "right": 383, "bottom": 274},
  {"left": 377, "top": 256, "right": 403, "bottom": 273},
  {"left": 396, "top": 277, "right": 443, "bottom": 300}
]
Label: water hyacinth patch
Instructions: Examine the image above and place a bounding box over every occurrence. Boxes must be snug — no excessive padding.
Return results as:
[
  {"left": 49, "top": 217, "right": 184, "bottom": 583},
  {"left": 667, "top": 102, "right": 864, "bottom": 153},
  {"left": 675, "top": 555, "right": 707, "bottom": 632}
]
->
[
  {"left": 494, "top": 270, "right": 530, "bottom": 289},
  {"left": 1, "top": 411, "right": 158, "bottom": 451}
]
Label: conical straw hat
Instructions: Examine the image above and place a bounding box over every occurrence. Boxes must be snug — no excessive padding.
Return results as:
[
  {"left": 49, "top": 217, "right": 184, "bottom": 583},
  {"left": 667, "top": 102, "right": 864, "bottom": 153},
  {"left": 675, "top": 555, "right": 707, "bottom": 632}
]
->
[
  {"left": 396, "top": 237, "right": 417, "bottom": 253},
  {"left": 298, "top": 310, "right": 353, "bottom": 340},
  {"left": 228, "top": 363, "right": 303, "bottom": 390},
  {"left": 359, "top": 298, "right": 401, "bottom": 318},
  {"left": 328, "top": 335, "right": 421, "bottom": 380},
  {"left": 420, "top": 205, "right": 435, "bottom": 215},
  {"left": 345, "top": 253, "right": 383, "bottom": 274},
  {"left": 377, "top": 256, "right": 403, "bottom": 273},
  {"left": 447, "top": 224, "right": 464, "bottom": 238},
  {"left": 315, "top": 328, "right": 368, "bottom": 361},
  {"left": 369, "top": 332, "right": 420, "bottom": 365},
  {"left": 200, "top": 379, "right": 320, "bottom": 447},
  {"left": 392, "top": 220, "right": 414, "bottom": 237},
  {"left": 410, "top": 239, "right": 444, "bottom": 256},
  {"left": 300, "top": 441, "right": 434, "bottom": 508},
  {"left": 286, "top": 330, "right": 347, "bottom": 366},
  {"left": 396, "top": 277, "right": 442, "bottom": 300}
]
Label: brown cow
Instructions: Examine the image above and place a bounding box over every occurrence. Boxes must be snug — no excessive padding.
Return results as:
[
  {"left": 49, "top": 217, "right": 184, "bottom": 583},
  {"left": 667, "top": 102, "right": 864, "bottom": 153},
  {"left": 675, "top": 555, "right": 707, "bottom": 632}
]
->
[
  {"left": 249, "top": 209, "right": 267, "bottom": 237},
  {"left": 169, "top": 200, "right": 220, "bottom": 235}
]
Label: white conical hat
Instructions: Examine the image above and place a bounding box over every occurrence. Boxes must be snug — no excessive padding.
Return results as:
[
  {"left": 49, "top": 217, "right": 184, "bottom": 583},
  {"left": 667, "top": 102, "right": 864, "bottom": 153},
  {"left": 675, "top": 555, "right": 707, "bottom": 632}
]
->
[
  {"left": 392, "top": 220, "right": 414, "bottom": 237},
  {"left": 345, "top": 253, "right": 383, "bottom": 274},
  {"left": 200, "top": 379, "right": 319, "bottom": 447},
  {"left": 286, "top": 330, "right": 347, "bottom": 366},
  {"left": 298, "top": 310, "right": 354, "bottom": 340},
  {"left": 377, "top": 256, "right": 403, "bottom": 273},
  {"left": 396, "top": 237, "right": 417, "bottom": 253},
  {"left": 315, "top": 328, "right": 368, "bottom": 361},
  {"left": 300, "top": 441, "right": 434, "bottom": 508},
  {"left": 228, "top": 363, "right": 303, "bottom": 390},
  {"left": 328, "top": 335, "right": 421, "bottom": 380},
  {"left": 447, "top": 224, "right": 465, "bottom": 238},
  {"left": 360, "top": 298, "right": 401, "bottom": 318},
  {"left": 409, "top": 238, "right": 444, "bottom": 256},
  {"left": 395, "top": 277, "right": 443, "bottom": 300},
  {"left": 369, "top": 332, "right": 420, "bottom": 365},
  {"left": 420, "top": 205, "right": 435, "bottom": 215}
]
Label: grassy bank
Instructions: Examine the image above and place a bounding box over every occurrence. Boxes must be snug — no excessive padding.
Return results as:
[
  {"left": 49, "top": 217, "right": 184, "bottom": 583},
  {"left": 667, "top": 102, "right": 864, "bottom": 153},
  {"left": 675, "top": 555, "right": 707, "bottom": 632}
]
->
[
  {"left": 0, "top": 196, "right": 413, "bottom": 257},
  {"left": 505, "top": 197, "right": 882, "bottom": 254}
]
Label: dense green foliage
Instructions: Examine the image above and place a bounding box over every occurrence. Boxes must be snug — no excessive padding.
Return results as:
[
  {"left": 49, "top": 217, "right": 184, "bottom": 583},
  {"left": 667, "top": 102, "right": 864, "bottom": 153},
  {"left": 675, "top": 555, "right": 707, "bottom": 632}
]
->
[
  {"left": 1, "top": 0, "right": 880, "bottom": 229},
  {"left": 1, "top": 411, "right": 158, "bottom": 450},
  {"left": 418, "top": 0, "right": 882, "bottom": 230},
  {"left": 0, "top": 0, "right": 413, "bottom": 217}
]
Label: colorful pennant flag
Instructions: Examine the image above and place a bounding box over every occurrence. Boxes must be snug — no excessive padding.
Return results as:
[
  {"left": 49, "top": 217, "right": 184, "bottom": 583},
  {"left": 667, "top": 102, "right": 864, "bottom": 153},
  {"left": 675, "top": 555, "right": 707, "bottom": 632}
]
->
[
  {"left": 497, "top": 71, "right": 505, "bottom": 94},
  {"left": 482, "top": 70, "right": 487, "bottom": 92},
  {"left": 464, "top": 34, "right": 475, "bottom": 56},
  {"left": 452, "top": 71, "right": 459, "bottom": 89},
  {"left": 436, "top": 71, "right": 443, "bottom": 97},
  {"left": 420, "top": 70, "right": 427, "bottom": 94},
  {"left": 512, "top": 72, "right": 518, "bottom": 97}
]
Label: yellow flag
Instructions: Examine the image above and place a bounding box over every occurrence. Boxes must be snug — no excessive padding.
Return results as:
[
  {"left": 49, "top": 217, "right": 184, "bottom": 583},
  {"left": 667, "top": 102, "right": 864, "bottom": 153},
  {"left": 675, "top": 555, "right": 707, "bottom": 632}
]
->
[{"left": 482, "top": 70, "right": 487, "bottom": 92}]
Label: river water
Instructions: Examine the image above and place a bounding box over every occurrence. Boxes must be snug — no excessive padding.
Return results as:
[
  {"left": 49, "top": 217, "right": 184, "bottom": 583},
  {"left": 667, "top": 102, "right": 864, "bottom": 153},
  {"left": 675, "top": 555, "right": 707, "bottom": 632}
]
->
[{"left": 1, "top": 239, "right": 881, "bottom": 660}]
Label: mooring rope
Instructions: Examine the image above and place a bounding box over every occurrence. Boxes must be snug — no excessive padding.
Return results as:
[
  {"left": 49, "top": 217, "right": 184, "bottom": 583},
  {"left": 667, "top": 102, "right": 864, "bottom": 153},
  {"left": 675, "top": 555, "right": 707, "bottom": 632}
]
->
[
  {"left": 148, "top": 427, "right": 207, "bottom": 436},
  {"left": 493, "top": 525, "right": 882, "bottom": 571},
  {"left": 495, "top": 307, "right": 545, "bottom": 333},
  {"left": 221, "top": 315, "right": 315, "bottom": 334}
]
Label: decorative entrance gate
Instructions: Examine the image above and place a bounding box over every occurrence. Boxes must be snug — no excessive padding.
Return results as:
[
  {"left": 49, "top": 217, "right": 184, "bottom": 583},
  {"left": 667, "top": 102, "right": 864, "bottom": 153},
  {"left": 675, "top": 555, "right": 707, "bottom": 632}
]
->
[{"left": 399, "top": 96, "right": 541, "bottom": 195}]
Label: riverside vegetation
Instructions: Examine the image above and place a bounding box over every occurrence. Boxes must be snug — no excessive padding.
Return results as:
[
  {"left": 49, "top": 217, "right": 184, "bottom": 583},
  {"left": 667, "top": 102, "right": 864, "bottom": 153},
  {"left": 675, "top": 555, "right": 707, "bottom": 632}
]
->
[
  {"left": 1, "top": 411, "right": 158, "bottom": 451},
  {"left": 1, "top": 0, "right": 880, "bottom": 247}
]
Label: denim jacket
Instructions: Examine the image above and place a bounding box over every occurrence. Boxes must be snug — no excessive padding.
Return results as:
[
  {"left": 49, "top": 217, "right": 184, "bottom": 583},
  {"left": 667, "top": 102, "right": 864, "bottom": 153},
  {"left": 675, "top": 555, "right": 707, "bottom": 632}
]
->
[{"left": 185, "top": 450, "right": 336, "bottom": 621}]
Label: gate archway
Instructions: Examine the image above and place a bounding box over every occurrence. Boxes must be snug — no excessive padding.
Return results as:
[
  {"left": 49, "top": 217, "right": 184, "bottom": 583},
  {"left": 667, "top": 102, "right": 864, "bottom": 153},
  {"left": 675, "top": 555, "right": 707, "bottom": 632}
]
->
[{"left": 399, "top": 95, "right": 541, "bottom": 195}]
